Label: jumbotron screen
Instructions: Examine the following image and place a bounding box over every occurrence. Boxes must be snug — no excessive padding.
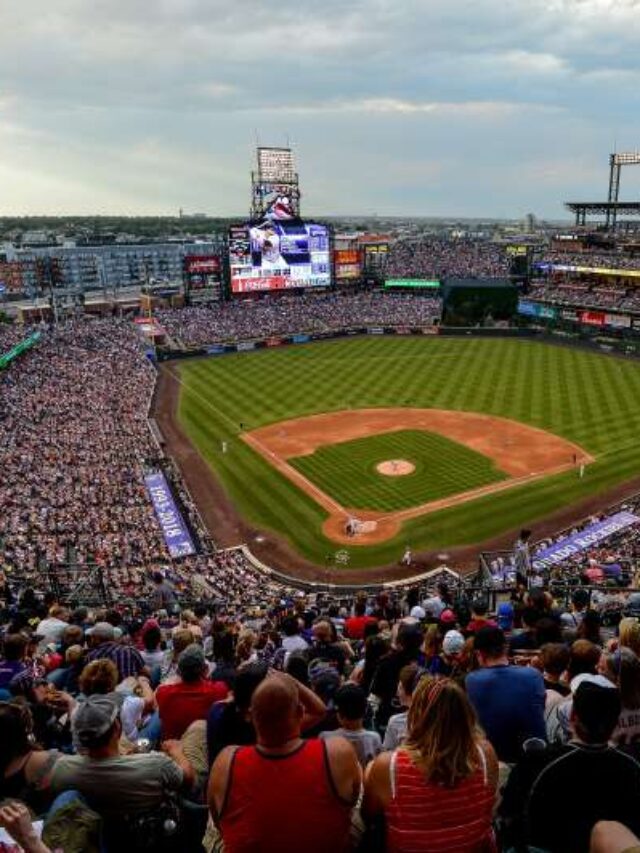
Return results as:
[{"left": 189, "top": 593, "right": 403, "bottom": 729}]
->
[{"left": 229, "top": 220, "right": 330, "bottom": 293}]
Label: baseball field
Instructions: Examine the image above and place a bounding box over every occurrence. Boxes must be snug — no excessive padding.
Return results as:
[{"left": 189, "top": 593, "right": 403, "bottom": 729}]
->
[{"left": 170, "top": 336, "right": 640, "bottom": 570}]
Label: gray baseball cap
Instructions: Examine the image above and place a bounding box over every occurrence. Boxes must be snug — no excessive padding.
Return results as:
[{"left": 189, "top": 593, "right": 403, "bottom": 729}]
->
[
  {"left": 85, "top": 622, "right": 115, "bottom": 641},
  {"left": 73, "top": 694, "right": 121, "bottom": 747},
  {"left": 178, "top": 643, "right": 207, "bottom": 681}
]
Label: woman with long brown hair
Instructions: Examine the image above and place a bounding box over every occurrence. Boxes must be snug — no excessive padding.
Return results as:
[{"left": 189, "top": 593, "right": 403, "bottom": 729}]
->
[
  {"left": 0, "top": 701, "right": 60, "bottom": 815},
  {"left": 363, "top": 676, "right": 498, "bottom": 852}
]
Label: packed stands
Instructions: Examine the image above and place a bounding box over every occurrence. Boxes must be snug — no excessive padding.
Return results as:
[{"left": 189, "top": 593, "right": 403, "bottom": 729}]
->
[
  {"left": 540, "top": 251, "right": 640, "bottom": 271},
  {"left": 385, "top": 237, "right": 509, "bottom": 279},
  {"left": 528, "top": 282, "right": 640, "bottom": 313},
  {"left": 156, "top": 291, "right": 441, "bottom": 348}
]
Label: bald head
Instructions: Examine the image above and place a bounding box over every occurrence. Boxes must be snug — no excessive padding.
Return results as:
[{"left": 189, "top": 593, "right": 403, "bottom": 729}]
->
[
  {"left": 250, "top": 677, "right": 302, "bottom": 747},
  {"left": 313, "top": 620, "right": 333, "bottom": 644}
]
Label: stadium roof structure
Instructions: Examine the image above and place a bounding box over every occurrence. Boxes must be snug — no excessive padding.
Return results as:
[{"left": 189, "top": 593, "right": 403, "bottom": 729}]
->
[
  {"left": 565, "top": 201, "right": 640, "bottom": 230},
  {"left": 566, "top": 201, "right": 640, "bottom": 216},
  {"left": 566, "top": 151, "right": 640, "bottom": 230}
]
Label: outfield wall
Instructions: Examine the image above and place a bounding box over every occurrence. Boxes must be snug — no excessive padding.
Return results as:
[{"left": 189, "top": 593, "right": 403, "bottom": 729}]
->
[{"left": 156, "top": 323, "right": 539, "bottom": 362}]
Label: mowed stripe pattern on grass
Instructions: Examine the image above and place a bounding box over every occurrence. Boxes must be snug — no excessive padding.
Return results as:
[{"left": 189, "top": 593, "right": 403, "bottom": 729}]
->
[
  {"left": 176, "top": 337, "right": 640, "bottom": 567},
  {"left": 289, "top": 430, "right": 507, "bottom": 512}
]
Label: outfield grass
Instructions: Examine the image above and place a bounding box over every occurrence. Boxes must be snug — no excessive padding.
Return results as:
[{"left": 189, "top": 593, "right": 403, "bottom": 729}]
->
[
  {"left": 176, "top": 337, "right": 640, "bottom": 567},
  {"left": 289, "top": 429, "right": 507, "bottom": 511}
]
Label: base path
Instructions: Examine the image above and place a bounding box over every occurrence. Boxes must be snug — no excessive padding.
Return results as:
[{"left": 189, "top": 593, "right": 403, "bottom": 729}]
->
[{"left": 242, "top": 408, "right": 594, "bottom": 545}]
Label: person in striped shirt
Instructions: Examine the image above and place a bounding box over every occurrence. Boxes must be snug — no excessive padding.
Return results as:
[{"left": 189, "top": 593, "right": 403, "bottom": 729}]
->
[{"left": 363, "top": 675, "right": 498, "bottom": 852}]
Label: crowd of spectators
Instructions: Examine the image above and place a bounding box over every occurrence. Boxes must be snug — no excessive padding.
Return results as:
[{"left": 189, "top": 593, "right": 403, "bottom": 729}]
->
[
  {"left": 529, "top": 249, "right": 640, "bottom": 315},
  {"left": 539, "top": 251, "right": 640, "bottom": 272},
  {"left": 385, "top": 237, "right": 509, "bottom": 279},
  {"left": 156, "top": 291, "right": 441, "bottom": 348},
  {"left": 2, "top": 574, "right": 640, "bottom": 850},
  {"left": 0, "top": 323, "right": 28, "bottom": 351},
  {"left": 528, "top": 281, "right": 640, "bottom": 314},
  {"left": 0, "top": 318, "right": 173, "bottom": 578}
]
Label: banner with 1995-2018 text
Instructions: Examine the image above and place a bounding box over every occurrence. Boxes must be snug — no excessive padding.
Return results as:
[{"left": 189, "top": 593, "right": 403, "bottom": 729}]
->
[{"left": 144, "top": 471, "right": 196, "bottom": 558}]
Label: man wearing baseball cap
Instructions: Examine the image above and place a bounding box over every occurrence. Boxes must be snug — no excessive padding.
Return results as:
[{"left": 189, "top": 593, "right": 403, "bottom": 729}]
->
[
  {"left": 84, "top": 622, "right": 146, "bottom": 682},
  {"left": 427, "top": 630, "right": 466, "bottom": 678},
  {"left": 49, "top": 694, "right": 193, "bottom": 823},
  {"left": 156, "top": 644, "right": 228, "bottom": 740}
]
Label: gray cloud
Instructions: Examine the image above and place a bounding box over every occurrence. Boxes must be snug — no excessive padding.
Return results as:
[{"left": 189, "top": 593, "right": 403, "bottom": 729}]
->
[{"left": 0, "top": 0, "right": 639, "bottom": 215}]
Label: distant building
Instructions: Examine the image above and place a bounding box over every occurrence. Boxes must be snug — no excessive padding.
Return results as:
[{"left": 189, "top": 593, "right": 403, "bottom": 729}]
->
[{"left": 5, "top": 240, "right": 222, "bottom": 296}]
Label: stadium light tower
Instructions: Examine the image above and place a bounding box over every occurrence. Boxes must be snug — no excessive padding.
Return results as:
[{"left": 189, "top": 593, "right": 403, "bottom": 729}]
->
[
  {"left": 607, "top": 150, "right": 640, "bottom": 230},
  {"left": 250, "top": 146, "right": 301, "bottom": 221}
]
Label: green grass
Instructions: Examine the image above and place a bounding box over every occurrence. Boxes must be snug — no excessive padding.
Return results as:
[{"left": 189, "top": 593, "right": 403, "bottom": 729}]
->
[
  {"left": 289, "top": 429, "right": 507, "bottom": 511},
  {"left": 176, "top": 336, "right": 640, "bottom": 567}
]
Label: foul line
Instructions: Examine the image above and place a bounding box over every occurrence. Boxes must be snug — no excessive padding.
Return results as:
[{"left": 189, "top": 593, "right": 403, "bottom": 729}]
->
[
  {"left": 167, "top": 365, "right": 243, "bottom": 435},
  {"left": 169, "top": 364, "right": 346, "bottom": 517},
  {"left": 242, "top": 432, "right": 345, "bottom": 516}
]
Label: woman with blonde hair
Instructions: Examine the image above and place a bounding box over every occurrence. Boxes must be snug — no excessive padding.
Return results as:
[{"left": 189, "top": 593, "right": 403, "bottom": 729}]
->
[
  {"left": 617, "top": 617, "right": 640, "bottom": 657},
  {"left": 173, "top": 610, "right": 203, "bottom": 642},
  {"left": 235, "top": 629, "right": 258, "bottom": 666},
  {"left": 363, "top": 676, "right": 498, "bottom": 852}
]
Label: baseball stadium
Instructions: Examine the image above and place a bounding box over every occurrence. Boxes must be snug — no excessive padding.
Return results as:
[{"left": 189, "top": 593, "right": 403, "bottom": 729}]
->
[{"left": 5, "top": 141, "right": 640, "bottom": 850}]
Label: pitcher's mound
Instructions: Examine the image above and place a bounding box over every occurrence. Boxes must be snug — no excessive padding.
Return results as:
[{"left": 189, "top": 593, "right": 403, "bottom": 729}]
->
[{"left": 376, "top": 459, "right": 415, "bottom": 477}]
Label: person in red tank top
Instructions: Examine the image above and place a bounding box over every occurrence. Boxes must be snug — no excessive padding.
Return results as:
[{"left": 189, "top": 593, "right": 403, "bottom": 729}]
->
[
  {"left": 209, "top": 672, "right": 361, "bottom": 853},
  {"left": 363, "top": 675, "right": 499, "bottom": 853}
]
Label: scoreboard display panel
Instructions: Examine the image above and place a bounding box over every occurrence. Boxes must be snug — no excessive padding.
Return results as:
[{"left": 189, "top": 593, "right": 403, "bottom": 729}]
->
[{"left": 229, "top": 220, "right": 330, "bottom": 293}]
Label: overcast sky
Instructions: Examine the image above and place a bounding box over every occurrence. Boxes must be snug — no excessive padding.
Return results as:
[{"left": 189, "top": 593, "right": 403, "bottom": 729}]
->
[{"left": 1, "top": 0, "right": 639, "bottom": 218}]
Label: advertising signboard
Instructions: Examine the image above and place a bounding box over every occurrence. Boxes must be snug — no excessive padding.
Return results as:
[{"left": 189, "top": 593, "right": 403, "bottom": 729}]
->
[
  {"left": 184, "top": 255, "right": 220, "bottom": 275},
  {"left": 605, "top": 313, "right": 632, "bottom": 328},
  {"left": 579, "top": 310, "right": 606, "bottom": 326},
  {"left": 385, "top": 279, "right": 440, "bottom": 288}
]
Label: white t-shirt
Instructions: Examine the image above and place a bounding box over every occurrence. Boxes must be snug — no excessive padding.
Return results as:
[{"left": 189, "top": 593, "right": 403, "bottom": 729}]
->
[
  {"left": 120, "top": 695, "right": 146, "bottom": 742},
  {"left": 282, "top": 635, "right": 308, "bottom": 663},
  {"left": 36, "top": 617, "right": 68, "bottom": 650},
  {"left": 141, "top": 649, "right": 165, "bottom": 670},
  {"left": 383, "top": 712, "right": 409, "bottom": 750}
]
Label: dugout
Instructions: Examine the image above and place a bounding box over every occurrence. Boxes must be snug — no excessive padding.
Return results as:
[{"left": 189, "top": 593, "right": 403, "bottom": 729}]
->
[{"left": 441, "top": 278, "right": 518, "bottom": 327}]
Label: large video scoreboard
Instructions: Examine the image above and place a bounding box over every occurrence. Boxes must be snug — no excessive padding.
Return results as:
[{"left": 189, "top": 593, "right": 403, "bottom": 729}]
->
[{"left": 228, "top": 219, "right": 331, "bottom": 293}]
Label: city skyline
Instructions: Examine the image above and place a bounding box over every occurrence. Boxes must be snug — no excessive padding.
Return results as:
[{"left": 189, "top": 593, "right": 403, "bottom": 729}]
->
[{"left": 1, "top": 0, "right": 639, "bottom": 218}]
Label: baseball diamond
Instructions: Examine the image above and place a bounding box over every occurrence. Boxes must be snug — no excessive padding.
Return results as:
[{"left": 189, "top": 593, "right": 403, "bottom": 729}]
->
[
  {"left": 288, "top": 430, "right": 509, "bottom": 512},
  {"left": 165, "top": 335, "right": 640, "bottom": 571}
]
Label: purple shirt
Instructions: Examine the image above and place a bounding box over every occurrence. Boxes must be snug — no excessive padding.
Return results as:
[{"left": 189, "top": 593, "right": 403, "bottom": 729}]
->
[{"left": 0, "top": 660, "right": 26, "bottom": 690}]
